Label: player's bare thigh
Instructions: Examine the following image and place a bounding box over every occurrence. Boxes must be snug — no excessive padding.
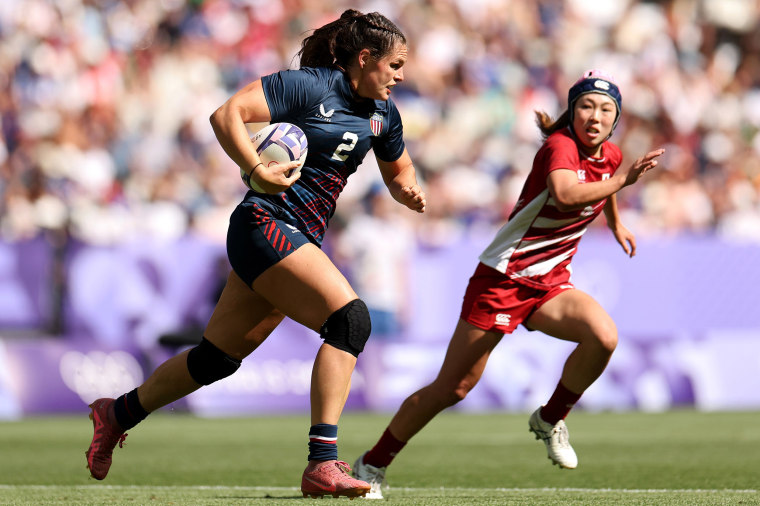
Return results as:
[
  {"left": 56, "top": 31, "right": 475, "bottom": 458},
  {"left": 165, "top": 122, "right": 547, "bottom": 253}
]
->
[
  {"left": 525, "top": 289, "right": 616, "bottom": 344},
  {"left": 253, "top": 242, "right": 358, "bottom": 332},
  {"left": 205, "top": 244, "right": 356, "bottom": 359}
]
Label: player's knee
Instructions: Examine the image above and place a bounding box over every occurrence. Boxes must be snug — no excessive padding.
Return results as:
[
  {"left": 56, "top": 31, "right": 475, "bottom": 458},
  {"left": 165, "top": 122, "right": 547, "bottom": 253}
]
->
[
  {"left": 320, "top": 299, "right": 371, "bottom": 357},
  {"left": 601, "top": 332, "right": 618, "bottom": 354},
  {"left": 186, "top": 337, "right": 242, "bottom": 385},
  {"left": 452, "top": 383, "right": 473, "bottom": 404},
  {"left": 432, "top": 379, "right": 475, "bottom": 408},
  {"left": 450, "top": 378, "right": 479, "bottom": 405},
  {"left": 595, "top": 321, "right": 618, "bottom": 355}
]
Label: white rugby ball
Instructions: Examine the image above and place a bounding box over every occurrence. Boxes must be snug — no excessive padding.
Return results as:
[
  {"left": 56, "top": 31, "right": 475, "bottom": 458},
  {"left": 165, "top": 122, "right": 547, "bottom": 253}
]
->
[{"left": 241, "top": 122, "right": 308, "bottom": 193}]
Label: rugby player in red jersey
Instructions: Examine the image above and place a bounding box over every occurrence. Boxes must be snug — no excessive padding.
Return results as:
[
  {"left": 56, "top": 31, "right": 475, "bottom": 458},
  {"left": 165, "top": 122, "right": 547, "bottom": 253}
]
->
[{"left": 353, "top": 69, "right": 664, "bottom": 499}]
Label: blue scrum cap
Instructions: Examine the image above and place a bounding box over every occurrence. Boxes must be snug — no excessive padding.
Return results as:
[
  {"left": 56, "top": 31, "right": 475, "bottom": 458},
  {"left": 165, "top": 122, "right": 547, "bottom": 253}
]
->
[{"left": 568, "top": 69, "right": 623, "bottom": 134}]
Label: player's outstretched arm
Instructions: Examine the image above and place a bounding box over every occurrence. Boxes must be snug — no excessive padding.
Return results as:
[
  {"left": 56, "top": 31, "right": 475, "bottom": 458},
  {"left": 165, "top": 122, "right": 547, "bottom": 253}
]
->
[
  {"left": 618, "top": 148, "right": 666, "bottom": 188},
  {"left": 600, "top": 147, "right": 665, "bottom": 257},
  {"left": 548, "top": 148, "right": 665, "bottom": 212}
]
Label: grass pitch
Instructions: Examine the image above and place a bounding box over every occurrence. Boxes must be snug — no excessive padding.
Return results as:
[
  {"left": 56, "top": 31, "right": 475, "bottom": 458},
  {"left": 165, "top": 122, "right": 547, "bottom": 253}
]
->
[{"left": 0, "top": 410, "right": 758, "bottom": 505}]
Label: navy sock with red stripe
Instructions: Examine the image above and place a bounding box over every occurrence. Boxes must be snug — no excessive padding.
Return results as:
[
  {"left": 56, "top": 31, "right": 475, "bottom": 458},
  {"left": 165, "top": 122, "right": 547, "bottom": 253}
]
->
[
  {"left": 308, "top": 424, "right": 338, "bottom": 461},
  {"left": 112, "top": 388, "right": 149, "bottom": 431}
]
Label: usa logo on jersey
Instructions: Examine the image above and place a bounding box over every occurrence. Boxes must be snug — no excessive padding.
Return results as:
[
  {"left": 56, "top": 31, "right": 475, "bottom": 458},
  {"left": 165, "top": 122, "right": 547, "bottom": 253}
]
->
[{"left": 370, "top": 112, "right": 383, "bottom": 136}]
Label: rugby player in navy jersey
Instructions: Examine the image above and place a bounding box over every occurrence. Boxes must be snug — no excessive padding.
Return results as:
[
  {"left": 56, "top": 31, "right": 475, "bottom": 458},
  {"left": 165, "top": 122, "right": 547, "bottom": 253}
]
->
[
  {"left": 85, "top": 10, "right": 425, "bottom": 499},
  {"left": 352, "top": 70, "right": 665, "bottom": 499}
]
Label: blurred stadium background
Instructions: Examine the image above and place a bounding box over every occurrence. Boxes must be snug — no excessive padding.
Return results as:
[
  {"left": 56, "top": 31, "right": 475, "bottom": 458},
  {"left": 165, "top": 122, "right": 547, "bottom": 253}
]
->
[{"left": 1, "top": 0, "right": 759, "bottom": 420}]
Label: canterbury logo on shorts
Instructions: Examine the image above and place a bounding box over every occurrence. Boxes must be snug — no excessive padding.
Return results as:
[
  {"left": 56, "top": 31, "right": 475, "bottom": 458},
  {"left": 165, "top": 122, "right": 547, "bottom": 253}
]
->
[{"left": 495, "top": 313, "right": 512, "bottom": 327}]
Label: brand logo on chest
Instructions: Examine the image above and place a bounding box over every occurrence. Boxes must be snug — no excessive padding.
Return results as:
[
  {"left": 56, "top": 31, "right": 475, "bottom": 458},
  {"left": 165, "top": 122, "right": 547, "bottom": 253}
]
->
[{"left": 316, "top": 104, "right": 335, "bottom": 121}]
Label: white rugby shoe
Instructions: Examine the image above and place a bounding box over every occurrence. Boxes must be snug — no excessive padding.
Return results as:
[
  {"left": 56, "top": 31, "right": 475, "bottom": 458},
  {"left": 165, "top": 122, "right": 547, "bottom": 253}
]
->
[
  {"left": 352, "top": 452, "right": 386, "bottom": 499},
  {"left": 528, "top": 407, "right": 578, "bottom": 469}
]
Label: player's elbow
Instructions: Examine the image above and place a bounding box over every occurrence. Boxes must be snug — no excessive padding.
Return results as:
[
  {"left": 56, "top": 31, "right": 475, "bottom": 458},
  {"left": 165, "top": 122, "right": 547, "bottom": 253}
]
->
[
  {"left": 553, "top": 186, "right": 598, "bottom": 211},
  {"left": 209, "top": 107, "right": 222, "bottom": 132},
  {"left": 209, "top": 96, "right": 241, "bottom": 132},
  {"left": 553, "top": 194, "right": 582, "bottom": 212},
  {"left": 209, "top": 104, "right": 227, "bottom": 131}
]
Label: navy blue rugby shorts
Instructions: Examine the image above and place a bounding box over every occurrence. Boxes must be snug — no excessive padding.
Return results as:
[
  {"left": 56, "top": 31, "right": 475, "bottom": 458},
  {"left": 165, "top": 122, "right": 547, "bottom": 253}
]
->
[{"left": 226, "top": 197, "right": 314, "bottom": 286}]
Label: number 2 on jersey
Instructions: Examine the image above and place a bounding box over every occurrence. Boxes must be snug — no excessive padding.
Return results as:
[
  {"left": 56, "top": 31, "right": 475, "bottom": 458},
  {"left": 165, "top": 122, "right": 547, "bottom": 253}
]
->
[{"left": 331, "top": 132, "right": 358, "bottom": 161}]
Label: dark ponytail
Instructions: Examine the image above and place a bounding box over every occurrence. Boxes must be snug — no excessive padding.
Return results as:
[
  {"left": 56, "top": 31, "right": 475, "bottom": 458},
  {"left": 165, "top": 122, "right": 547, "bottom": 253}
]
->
[
  {"left": 298, "top": 9, "right": 406, "bottom": 69},
  {"left": 535, "top": 110, "right": 570, "bottom": 140}
]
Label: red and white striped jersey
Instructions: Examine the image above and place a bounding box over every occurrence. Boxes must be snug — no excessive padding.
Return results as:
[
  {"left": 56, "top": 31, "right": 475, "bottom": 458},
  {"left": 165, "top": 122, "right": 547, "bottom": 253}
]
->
[{"left": 479, "top": 128, "right": 623, "bottom": 289}]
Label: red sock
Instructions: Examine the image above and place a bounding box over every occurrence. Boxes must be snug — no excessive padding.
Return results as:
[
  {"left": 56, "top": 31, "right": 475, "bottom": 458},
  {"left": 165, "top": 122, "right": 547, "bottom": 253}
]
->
[
  {"left": 363, "top": 428, "right": 407, "bottom": 468},
  {"left": 540, "top": 381, "right": 582, "bottom": 425}
]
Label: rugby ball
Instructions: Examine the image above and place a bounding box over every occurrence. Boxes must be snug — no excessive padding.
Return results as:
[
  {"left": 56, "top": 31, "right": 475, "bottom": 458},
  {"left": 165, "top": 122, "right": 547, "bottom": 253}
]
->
[{"left": 241, "top": 122, "right": 308, "bottom": 193}]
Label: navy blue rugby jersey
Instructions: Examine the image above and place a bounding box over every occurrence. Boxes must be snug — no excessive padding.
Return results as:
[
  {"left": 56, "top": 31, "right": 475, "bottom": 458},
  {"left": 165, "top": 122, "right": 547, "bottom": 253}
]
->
[{"left": 248, "top": 66, "right": 405, "bottom": 245}]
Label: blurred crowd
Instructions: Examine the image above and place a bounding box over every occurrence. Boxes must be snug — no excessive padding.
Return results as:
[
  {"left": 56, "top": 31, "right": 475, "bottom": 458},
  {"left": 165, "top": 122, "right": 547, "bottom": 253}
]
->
[{"left": 2, "top": 0, "right": 760, "bottom": 249}]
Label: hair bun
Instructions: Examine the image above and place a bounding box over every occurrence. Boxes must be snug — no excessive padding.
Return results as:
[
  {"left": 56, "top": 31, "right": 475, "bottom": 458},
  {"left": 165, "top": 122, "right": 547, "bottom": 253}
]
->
[{"left": 340, "top": 9, "right": 363, "bottom": 20}]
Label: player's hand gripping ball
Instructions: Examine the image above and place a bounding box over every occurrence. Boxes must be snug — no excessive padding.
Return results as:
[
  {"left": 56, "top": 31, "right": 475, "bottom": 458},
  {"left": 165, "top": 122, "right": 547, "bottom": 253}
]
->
[{"left": 241, "top": 122, "right": 308, "bottom": 193}]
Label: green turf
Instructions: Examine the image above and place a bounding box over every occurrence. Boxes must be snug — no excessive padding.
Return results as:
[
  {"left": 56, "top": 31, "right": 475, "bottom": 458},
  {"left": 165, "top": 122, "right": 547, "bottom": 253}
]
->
[{"left": 0, "top": 410, "right": 758, "bottom": 505}]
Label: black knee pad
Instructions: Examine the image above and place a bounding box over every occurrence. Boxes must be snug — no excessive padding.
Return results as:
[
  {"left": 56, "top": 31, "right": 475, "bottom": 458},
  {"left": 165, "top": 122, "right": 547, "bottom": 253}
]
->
[
  {"left": 320, "top": 299, "right": 371, "bottom": 357},
  {"left": 186, "top": 337, "right": 241, "bottom": 385}
]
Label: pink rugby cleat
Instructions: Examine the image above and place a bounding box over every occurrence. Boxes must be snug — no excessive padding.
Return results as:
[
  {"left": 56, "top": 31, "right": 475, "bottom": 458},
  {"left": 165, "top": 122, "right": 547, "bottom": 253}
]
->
[
  {"left": 301, "top": 459, "right": 371, "bottom": 499},
  {"left": 85, "top": 398, "right": 127, "bottom": 480}
]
